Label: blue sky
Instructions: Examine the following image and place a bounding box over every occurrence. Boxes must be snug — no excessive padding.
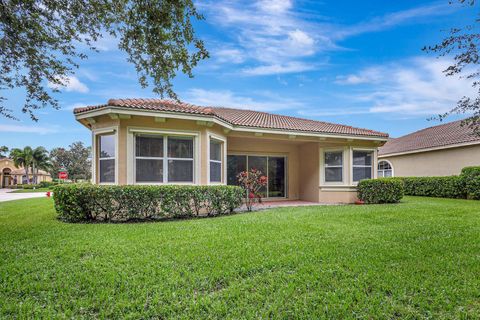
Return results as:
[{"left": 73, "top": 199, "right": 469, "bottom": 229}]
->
[{"left": 0, "top": 0, "right": 476, "bottom": 150}]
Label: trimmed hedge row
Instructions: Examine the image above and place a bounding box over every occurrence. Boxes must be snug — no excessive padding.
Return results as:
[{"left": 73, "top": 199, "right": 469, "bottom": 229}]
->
[
  {"left": 357, "top": 178, "right": 404, "bottom": 204},
  {"left": 461, "top": 166, "right": 480, "bottom": 200},
  {"left": 53, "top": 184, "right": 244, "bottom": 222}
]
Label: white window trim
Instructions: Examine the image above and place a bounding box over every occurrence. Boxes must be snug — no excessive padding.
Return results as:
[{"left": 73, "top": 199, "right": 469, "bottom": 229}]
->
[
  {"left": 226, "top": 153, "right": 288, "bottom": 199},
  {"left": 377, "top": 159, "right": 394, "bottom": 178},
  {"left": 127, "top": 127, "right": 201, "bottom": 185},
  {"left": 320, "top": 147, "right": 348, "bottom": 186},
  {"left": 350, "top": 147, "right": 377, "bottom": 185},
  {"left": 92, "top": 126, "right": 119, "bottom": 185},
  {"left": 207, "top": 132, "right": 227, "bottom": 185}
]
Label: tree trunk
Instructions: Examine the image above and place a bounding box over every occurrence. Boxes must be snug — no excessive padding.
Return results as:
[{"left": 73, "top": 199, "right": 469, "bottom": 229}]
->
[{"left": 24, "top": 166, "right": 30, "bottom": 184}]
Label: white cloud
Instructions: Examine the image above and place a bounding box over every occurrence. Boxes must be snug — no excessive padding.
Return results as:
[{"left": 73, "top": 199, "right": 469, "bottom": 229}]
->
[
  {"left": 336, "top": 57, "right": 476, "bottom": 115},
  {"left": 185, "top": 88, "right": 304, "bottom": 112},
  {"left": 215, "top": 48, "right": 246, "bottom": 64},
  {"left": 48, "top": 76, "right": 89, "bottom": 93},
  {"left": 242, "top": 62, "right": 316, "bottom": 76},
  {"left": 0, "top": 124, "right": 58, "bottom": 135},
  {"left": 256, "top": 0, "right": 292, "bottom": 13},
  {"left": 62, "top": 102, "right": 97, "bottom": 111}
]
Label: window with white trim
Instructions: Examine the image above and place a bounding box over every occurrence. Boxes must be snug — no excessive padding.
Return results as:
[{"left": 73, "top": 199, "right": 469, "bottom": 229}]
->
[
  {"left": 352, "top": 150, "right": 373, "bottom": 182},
  {"left": 324, "top": 151, "right": 343, "bottom": 182},
  {"left": 135, "top": 134, "right": 194, "bottom": 183},
  {"left": 209, "top": 139, "right": 223, "bottom": 183},
  {"left": 378, "top": 160, "right": 393, "bottom": 177},
  {"left": 98, "top": 134, "right": 115, "bottom": 183}
]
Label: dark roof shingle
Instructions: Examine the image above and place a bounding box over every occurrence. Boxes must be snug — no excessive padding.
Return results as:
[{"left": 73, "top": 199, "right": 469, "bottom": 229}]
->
[
  {"left": 74, "top": 98, "right": 388, "bottom": 138},
  {"left": 379, "top": 119, "right": 479, "bottom": 156}
]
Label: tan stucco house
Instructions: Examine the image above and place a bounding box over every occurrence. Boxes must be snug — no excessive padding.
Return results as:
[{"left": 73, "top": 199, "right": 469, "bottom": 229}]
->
[
  {"left": 74, "top": 99, "right": 389, "bottom": 203},
  {"left": 0, "top": 158, "right": 52, "bottom": 188},
  {"left": 378, "top": 119, "right": 480, "bottom": 177}
]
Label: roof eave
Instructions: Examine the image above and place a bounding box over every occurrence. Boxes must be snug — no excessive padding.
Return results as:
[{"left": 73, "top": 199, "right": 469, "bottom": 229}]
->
[{"left": 379, "top": 140, "right": 480, "bottom": 157}]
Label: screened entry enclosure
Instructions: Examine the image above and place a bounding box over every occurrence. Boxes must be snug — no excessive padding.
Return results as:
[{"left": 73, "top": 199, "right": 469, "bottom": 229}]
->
[{"left": 227, "top": 155, "right": 286, "bottom": 198}]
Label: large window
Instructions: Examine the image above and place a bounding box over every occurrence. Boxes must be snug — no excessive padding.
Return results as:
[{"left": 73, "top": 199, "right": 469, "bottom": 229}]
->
[
  {"left": 324, "top": 151, "right": 343, "bottom": 182},
  {"left": 209, "top": 139, "right": 223, "bottom": 183},
  {"left": 378, "top": 160, "right": 393, "bottom": 177},
  {"left": 352, "top": 150, "right": 373, "bottom": 182},
  {"left": 227, "top": 155, "right": 286, "bottom": 198},
  {"left": 135, "top": 135, "right": 194, "bottom": 183},
  {"left": 98, "top": 134, "right": 115, "bottom": 183}
]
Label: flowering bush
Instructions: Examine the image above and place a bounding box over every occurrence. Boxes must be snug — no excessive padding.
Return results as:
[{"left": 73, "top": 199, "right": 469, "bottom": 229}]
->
[{"left": 237, "top": 168, "right": 268, "bottom": 211}]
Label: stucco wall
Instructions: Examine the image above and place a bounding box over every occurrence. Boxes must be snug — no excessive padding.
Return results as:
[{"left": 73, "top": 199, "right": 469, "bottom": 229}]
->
[
  {"left": 380, "top": 144, "right": 480, "bottom": 177},
  {"left": 299, "top": 142, "right": 320, "bottom": 202}
]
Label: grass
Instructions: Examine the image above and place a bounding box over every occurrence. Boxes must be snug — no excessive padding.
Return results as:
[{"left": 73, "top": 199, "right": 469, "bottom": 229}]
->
[
  {"left": 9, "top": 187, "right": 52, "bottom": 193},
  {"left": 1, "top": 197, "right": 480, "bottom": 318}
]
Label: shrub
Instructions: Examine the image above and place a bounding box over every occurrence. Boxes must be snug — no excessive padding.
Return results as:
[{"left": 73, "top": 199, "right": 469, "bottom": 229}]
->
[
  {"left": 39, "top": 181, "right": 59, "bottom": 188},
  {"left": 461, "top": 166, "right": 480, "bottom": 200},
  {"left": 53, "top": 184, "right": 244, "bottom": 223},
  {"left": 357, "top": 178, "right": 404, "bottom": 204},
  {"left": 236, "top": 168, "right": 267, "bottom": 211},
  {"left": 400, "top": 176, "right": 466, "bottom": 199}
]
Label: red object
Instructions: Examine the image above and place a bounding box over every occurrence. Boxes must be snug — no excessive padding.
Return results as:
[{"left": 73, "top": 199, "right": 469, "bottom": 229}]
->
[
  {"left": 355, "top": 200, "right": 365, "bottom": 205},
  {"left": 46, "top": 191, "right": 51, "bottom": 198},
  {"left": 58, "top": 171, "right": 68, "bottom": 179}
]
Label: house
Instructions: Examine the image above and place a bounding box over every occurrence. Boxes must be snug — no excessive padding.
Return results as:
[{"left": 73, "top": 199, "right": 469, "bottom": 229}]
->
[
  {"left": 378, "top": 119, "right": 480, "bottom": 177},
  {"left": 74, "top": 99, "right": 388, "bottom": 203},
  {"left": 0, "top": 158, "right": 52, "bottom": 188}
]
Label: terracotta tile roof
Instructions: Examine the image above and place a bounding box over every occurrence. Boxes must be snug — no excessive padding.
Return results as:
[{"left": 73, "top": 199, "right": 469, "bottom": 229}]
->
[
  {"left": 74, "top": 98, "right": 388, "bottom": 138},
  {"left": 379, "top": 119, "right": 480, "bottom": 156}
]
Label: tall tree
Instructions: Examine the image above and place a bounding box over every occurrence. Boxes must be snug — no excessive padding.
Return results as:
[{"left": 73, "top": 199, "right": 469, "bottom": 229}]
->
[
  {"left": 10, "top": 146, "right": 33, "bottom": 184},
  {"left": 31, "top": 146, "right": 51, "bottom": 184},
  {"left": 50, "top": 142, "right": 91, "bottom": 181},
  {"left": 0, "top": 0, "right": 208, "bottom": 120},
  {"left": 0, "top": 146, "right": 8, "bottom": 158},
  {"left": 424, "top": 0, "right": 480, "bottom": 133}
]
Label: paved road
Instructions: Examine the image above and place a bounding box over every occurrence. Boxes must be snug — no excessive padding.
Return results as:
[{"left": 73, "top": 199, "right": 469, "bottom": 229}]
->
[{"left": 0, "top": 188, "right": 50, "bottom": 203}]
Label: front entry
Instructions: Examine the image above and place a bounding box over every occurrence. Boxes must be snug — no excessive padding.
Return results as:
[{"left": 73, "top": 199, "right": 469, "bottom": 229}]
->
[
  {"left": 2, "top": 168, "right": 12, "bottom": 188},
  {"left": 227, "top": 155, "right": 287, "bottom": 198}
]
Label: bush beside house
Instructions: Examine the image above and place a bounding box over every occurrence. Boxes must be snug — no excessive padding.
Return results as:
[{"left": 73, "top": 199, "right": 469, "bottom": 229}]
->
[
  {"left": 357, "top": 178, "right": 404, "bottom": 204},
  {"left": 54, "top": 184, "right": 244, "bottom": 222},
  {"left": 400, "top": 176, "right": 467, "bottom": 199},
  {"left": 461, "top": 166, "right": 480, "bottom": 200}
]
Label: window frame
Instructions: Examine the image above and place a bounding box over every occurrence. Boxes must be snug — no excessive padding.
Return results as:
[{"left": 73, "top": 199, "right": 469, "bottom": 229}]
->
[
  {"left": 93, "top": 127, "right": 118, "bottom": 185},
  {"left": 207, "top": 133, "right": 226, "bottom": 185},
  {"left": 377, "top": 159, "right": 394, "bottom": 178},
  {"left": 128, "top": 127, "right": 200, "bottom": 185},
  {"left": 320, "top": 147, "right": 347, "bottom": 186},
  {"left": 350, "top": 147, "right": 376, "bottom": 185}
]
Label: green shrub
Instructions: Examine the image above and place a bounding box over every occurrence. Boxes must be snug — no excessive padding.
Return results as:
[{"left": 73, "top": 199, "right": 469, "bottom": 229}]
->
[
  {"left": 21, "top": 184, "right": 40, "bottom": 189},
  {"left": 53, "top": 184, "right": 244, "bottom": 223},
  {"left": 400, "top": 176, "right": 466, "bottom": 199},
  {"left": 461, "top": 166, "right": 480, "bottom": 200},
  {"left": 38, "top": 181, "right": 59, "bottom": 188},
  {"left": 357, "top": 178, "right": 404, "bottom": 204}
]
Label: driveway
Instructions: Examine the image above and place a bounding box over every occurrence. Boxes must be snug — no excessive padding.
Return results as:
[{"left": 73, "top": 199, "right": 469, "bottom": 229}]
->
[{"left": 0, "top": 189, "right": 50, "bottom": 203}]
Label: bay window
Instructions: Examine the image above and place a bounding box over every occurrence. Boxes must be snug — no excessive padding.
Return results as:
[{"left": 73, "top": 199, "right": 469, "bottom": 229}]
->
[
  {"left": 135, "top": 134, "right": 194, "bottom": 183},
  {"left": 98, "top": 134, "right": 115, "bottom": 183},
  {"left": 324, "top": 150, "right": 343, "bottom": 182},
  {"left": 209, "top": 139, "right": 223, "bottom": 183},
  {"left": 352, "top": 150, "right": 373, "bottom": 182}
]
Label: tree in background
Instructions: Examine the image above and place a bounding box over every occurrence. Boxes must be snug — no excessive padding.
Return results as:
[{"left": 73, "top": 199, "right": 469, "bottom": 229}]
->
[
  {"left": 10, "top": 146, "right": 33, "bottom": 184},
  {"left": 424, "top": 0, "right": 480, "bottom": 134},
  {"left": 0, "top": 146, "right": 8, "bottom": 158},
  {"left": 31, "top": 146, "right": 51, "bottom": 184},
  {"left": 50, "top": 142, "right": 91, "bottom": 181},
  {"left": 0, "top": 0, "right": 208, "bottom": 120}
]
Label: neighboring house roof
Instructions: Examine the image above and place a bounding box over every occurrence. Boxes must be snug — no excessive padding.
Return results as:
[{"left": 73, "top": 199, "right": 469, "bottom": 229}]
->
[
  {"left": 10, "top": 168, "right": 50, "bottom": 175},
  {"left": 379, "top": 119, "right": 480, "bottom": 156},
  {"left": 74, "top": 98, "right": 388, "bottom": 138}
]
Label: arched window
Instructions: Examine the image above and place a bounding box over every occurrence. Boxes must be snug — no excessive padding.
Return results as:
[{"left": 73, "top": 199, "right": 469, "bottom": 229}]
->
[{"left": 378, "top": 160, "right": 393, "bottom": 177}]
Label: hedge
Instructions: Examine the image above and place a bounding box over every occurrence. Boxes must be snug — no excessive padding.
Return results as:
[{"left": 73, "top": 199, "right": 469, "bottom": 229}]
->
[
  {"left": 400, "top": 176, "right": 467, "bottom": 199},
  {"left": 461, "top": 166, "right": 480, "bottom": 200},
  {"left": 357, "top": 178, "right": 404, "bottom": 204},
  {"left": 53, "top": 184, "right": 244, "bottom": 222}
]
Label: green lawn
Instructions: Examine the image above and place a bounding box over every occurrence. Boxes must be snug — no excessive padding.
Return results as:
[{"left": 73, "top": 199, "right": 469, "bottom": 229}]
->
[
  {"left": 1, "top": 197, "right": 480, "bottom": 318},
  {"left": 9, "top": 187, "right": 52, "bottom": 193}
]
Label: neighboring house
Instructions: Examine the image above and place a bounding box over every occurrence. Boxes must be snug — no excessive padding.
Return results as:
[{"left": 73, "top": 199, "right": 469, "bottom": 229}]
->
[
  {"left": 0, "top": 158, "right": 52, "bottom": 187},
  {"left": 378, "top": 119, "right": 480, "bottom": 177},
  {"left": 74, "top": 99, "right": 388, "bottom": 203}
]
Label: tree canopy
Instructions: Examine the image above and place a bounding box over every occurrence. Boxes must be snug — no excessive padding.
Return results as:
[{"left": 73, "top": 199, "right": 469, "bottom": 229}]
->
[
  {"left": 424, "top": 0, "right": 480, "bottom": 133},
  {"left": 0, "top": 0, "right": 208, "bottom": 120}
]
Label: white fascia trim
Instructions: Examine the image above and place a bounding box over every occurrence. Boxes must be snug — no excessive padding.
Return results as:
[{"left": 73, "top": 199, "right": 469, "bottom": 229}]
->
[
  {"left": 378, "top": 140, "right": 480, "bottom": 158},
  {"left": 76, "top": 107, "right": 388, "bottom": 142}
]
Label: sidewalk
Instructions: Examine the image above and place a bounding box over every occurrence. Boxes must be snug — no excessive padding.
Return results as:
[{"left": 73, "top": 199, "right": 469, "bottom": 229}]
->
[{"left": 0, "top": 188, "right": 50, "bottom": 202}]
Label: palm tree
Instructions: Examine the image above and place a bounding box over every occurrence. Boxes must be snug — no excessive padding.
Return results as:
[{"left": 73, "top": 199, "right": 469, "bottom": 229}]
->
[
  {"left": 31, "top": 147, "right": 51, "bottom": 184},
  {"left": 10, "top": 147, "right": 33, "bottom": 184}
]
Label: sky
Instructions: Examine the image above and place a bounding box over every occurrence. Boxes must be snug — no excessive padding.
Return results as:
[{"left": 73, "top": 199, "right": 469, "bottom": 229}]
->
[{"left": 0, "top": 0, "right": 477, "bottom": 150}]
